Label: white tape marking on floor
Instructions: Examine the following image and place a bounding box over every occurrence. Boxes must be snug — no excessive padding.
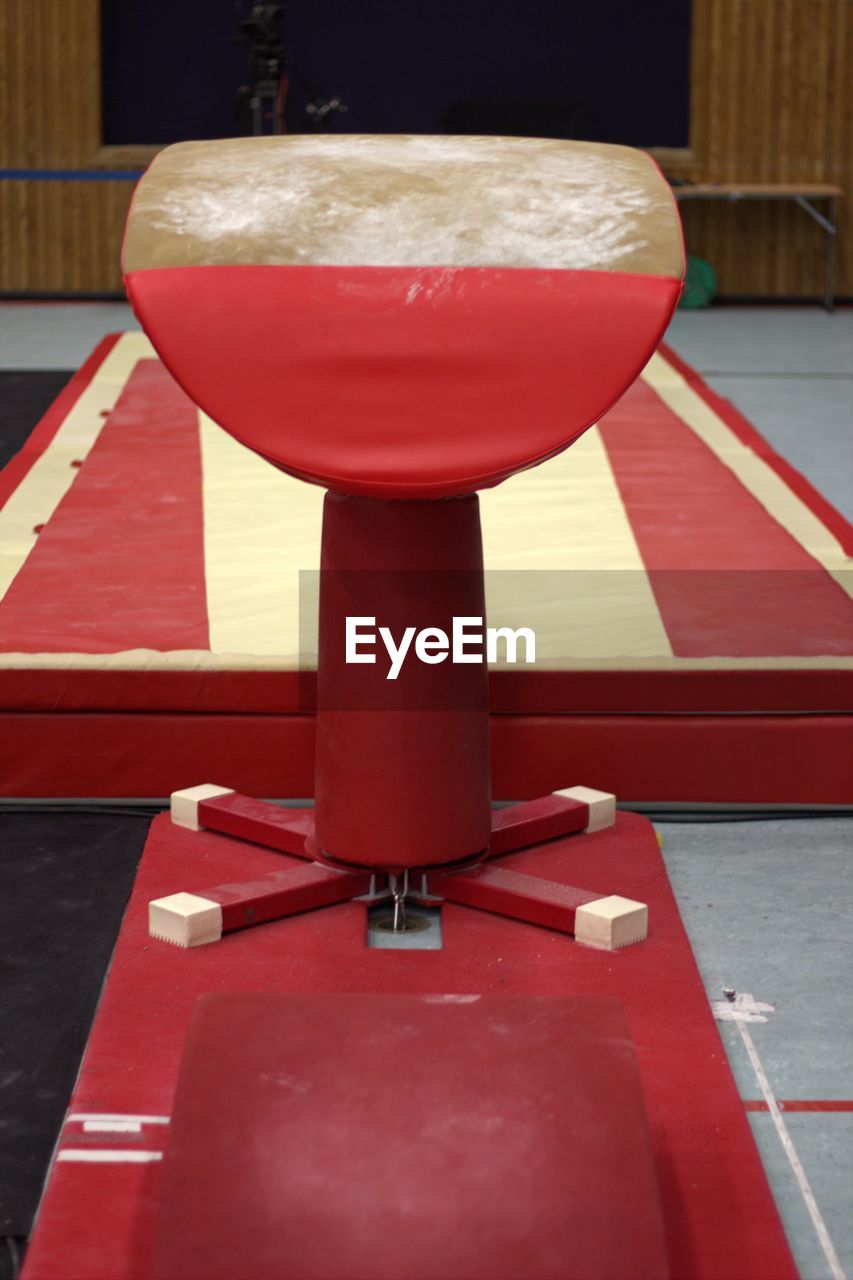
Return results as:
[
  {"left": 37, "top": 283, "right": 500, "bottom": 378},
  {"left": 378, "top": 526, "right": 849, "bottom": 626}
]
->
[
  {"left": 711, "top": 991, "right": 775, "bottom": 1023},
  {"left": 735, "top": 1015, "right": 846, "bottom": 1280},
  {"left": 57, "top": 1149, "right": 163, "bottom": 1164},
  {"left": 66, "top": 1113, "right": 169, "bottom": 1125},
  {"left": 82, "top": 1120, "right": 142, "bottom": 1134}
]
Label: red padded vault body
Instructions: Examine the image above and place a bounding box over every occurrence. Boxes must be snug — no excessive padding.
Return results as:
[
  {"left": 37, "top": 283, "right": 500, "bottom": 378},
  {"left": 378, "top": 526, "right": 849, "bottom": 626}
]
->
[
  {"left": 124, "top": 134, "right": 683, "bottom": 880},
  {"left": 123, "top": 135, "right": 683, "bottom": 499}
]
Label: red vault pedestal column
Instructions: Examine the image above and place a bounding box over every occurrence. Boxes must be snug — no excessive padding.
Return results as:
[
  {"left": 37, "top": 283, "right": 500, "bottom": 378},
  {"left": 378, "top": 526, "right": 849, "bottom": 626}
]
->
[{"left": 313, "top": 492, "right": 491, "bottom": 871}]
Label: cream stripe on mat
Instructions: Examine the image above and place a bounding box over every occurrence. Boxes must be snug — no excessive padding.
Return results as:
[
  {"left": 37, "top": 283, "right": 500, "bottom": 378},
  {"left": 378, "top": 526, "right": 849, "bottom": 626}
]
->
[
  {"left": 199, "top": 414, "right": 673, "bottom": 665},
  {"left": 199, "top": 412, "right": 323, "bottom": 657},
  {"left": 480, "top": 426, "right": 673, "bottom": 663}
]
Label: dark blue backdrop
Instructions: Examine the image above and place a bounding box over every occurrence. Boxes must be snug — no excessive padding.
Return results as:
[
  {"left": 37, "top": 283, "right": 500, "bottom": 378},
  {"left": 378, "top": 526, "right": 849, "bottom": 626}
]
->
[{"left": 102, "top": 1, "right": 690, "bottom": 147}]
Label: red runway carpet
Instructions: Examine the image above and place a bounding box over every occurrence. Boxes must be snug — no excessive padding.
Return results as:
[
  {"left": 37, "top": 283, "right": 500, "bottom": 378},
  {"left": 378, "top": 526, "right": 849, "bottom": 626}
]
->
[
  {"left": 0, "top": 335, "right": 850, "bottom": 802},
  {"left": 21, "top": 812, "right": 797, "bottom": 1280}
]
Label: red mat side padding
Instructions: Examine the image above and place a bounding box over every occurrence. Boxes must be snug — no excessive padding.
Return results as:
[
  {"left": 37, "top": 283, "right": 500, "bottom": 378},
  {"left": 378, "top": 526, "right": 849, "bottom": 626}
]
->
[
  {"left": 22, "top": 812, "right": 797, "bottom": 1280},
  {"left": 149, "top": 994, "right": 669, "bottom": 1280},
  {"left": 2, "top": 708, "right": 850, "bottom": 803},
  {"left": 0, "top": 664, "right": 850, "bottom": 716}
]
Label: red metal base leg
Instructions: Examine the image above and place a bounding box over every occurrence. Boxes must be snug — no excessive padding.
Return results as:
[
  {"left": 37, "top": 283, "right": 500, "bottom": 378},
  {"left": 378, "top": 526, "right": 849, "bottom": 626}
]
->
[
  {"left": 171, "top": 786, "right": 315, "bottom": 860},
  {"left": 149, "top": 861, "right": 371, "bottom": 947},
  {"left": 430, "top": 863, "right": 647, "bottom": 950},
  {"left": 487, "top": 786, "right": 615, "bottom": 858}
]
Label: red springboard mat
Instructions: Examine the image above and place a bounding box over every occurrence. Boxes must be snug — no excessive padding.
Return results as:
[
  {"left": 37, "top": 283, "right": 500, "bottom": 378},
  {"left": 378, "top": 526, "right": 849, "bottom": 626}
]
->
[
  {"left": 150, "top": 994, "right": 669, "bottom": 1280},
  {"left": 23, "top": 811, "right": 798, "bottom": 1280}
]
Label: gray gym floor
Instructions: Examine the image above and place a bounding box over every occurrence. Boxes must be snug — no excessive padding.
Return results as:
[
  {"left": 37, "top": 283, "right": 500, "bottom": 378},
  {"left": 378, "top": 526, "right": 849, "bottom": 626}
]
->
[
  {"left": 1, "top": 302, "right": 851, "bottom": 1279},
  {"left": 660, "top": 817, "right": 852, "bottom": 1280},
  {"left": 659, "top": 308, "right": 852, "bottom": 1280}
]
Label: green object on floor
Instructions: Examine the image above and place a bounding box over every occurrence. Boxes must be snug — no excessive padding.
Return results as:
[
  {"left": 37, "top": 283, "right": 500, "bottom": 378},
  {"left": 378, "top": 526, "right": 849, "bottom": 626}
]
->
[{"left": 680, "top": 254, "right": 718, "bottom": 308}]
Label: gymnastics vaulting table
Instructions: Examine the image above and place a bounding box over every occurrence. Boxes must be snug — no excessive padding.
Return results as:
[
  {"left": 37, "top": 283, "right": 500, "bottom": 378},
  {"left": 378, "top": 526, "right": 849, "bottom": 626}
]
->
[
  {"left": 1, "top": 335, "right": 850, "bottom": 804},
  {"left": 14, "top": 134, "right": 807, "bottom": 1280}
]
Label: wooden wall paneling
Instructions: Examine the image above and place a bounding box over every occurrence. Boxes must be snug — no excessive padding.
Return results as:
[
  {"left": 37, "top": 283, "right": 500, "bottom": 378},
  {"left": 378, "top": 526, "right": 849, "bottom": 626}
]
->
[
  {"left": 47, "top": 182, "right": 62, "bottom": 287},
  {"left": 681, "top": 0, "right": 851, "bottom": 299},
  {"left": 830, "top": 0, "right": 851, "bottom": 291},
  {"left": 0, "top": 181, "right": 132, "bottom": 293},
  {"left": 0, "top": 0, "right": 850, "bottom": 296},
  {"left": 0, "top": 183, "right": 25, "bottom": 289},
  {"left": 1, "top": 0, "right": 95, "bottom": 167}
]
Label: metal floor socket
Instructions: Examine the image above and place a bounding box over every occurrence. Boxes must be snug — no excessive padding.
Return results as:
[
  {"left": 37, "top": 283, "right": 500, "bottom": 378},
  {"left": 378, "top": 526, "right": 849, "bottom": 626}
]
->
[{"left": 366, "top": 902, "right": 443, "bottom": 950}]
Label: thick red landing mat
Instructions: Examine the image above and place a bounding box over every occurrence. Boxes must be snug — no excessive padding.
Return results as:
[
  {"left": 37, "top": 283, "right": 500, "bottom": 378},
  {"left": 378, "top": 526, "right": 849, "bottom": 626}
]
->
[
  {"left": 1, "top": 334, "right": 851, "bottom": 801},
  {"left": 22, "top": 812, "right": 797, "bottom": 1280},
  {"left": 150, "top": 994, "right": 669, "bottom": 1280}
]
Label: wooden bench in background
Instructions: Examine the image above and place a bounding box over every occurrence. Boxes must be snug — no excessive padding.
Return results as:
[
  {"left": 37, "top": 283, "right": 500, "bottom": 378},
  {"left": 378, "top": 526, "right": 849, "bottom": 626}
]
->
[{"left": 673, "top": 183, "right": 843, "bottom": 310}]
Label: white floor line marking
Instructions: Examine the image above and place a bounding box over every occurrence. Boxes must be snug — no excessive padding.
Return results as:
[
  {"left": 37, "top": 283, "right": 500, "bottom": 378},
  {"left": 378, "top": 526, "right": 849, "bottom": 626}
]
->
[
  {"left": 711, "top": 990, "right": 775, "bottom": 1023},
  {"left": 82, "top": 1120, "right": 142, "bottom": 1134},
  {"left": 66, "top": 1112, "right": 169, "bottom": 1125},
  {"left": 736, "top": 1018, "right": 846, "bottom": 1280},
  {"left": 57, "top": 1149, "right": 163, "bottom": 1164}
]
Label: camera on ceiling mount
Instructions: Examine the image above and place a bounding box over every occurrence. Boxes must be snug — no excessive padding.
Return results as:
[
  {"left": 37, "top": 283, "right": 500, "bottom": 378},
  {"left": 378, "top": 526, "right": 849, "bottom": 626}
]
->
[{"left": 235, "top": 2, "right": 347, "bottom": 135}]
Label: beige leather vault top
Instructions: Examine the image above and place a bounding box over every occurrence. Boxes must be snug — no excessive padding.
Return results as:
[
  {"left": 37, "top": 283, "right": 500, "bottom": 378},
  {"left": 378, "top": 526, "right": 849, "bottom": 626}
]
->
[{"left": 123, "top": 134, "right": 683, "bottom": 279}]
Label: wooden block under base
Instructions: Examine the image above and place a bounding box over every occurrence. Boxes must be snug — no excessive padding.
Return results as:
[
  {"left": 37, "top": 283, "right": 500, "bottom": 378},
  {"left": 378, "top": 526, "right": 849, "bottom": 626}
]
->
[
  {"left": 574, "top": 895, "right": 648, "bottom": 950},
  {"left": 552, "top": 785, "right": 616, "bottom": 832},
  {"left": 171, "top": 784, "right": 234, "bottom": 831},
  {"left": 149, "top": 893, "right": 224, "bottom": 947}
]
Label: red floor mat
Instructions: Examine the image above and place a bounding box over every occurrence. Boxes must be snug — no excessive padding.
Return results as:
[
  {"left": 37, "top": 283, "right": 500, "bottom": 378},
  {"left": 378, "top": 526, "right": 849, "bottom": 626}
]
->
[{"left": 23, "top": 811, "right": 797, "bottom": 1280}]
